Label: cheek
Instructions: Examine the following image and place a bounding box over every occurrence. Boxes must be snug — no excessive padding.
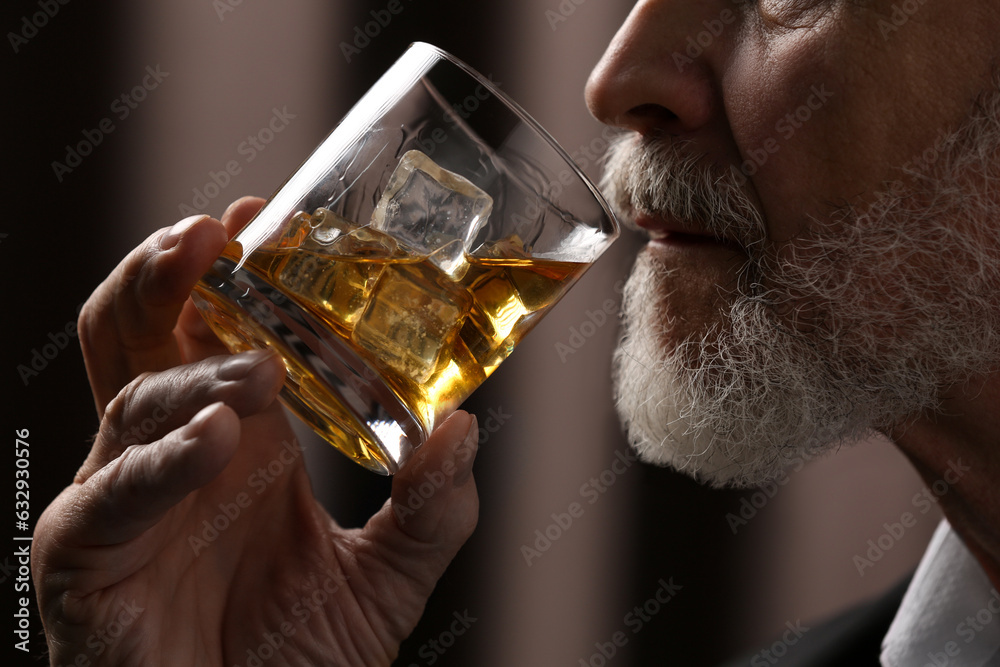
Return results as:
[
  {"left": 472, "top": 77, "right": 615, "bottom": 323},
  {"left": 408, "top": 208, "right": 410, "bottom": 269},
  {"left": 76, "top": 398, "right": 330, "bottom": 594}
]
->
[
  {"left": 724, "top": 4, "right": 988, "bottom": 246},
  {"left": 725, "top": 22, "right": 860, "bottom": 244}
]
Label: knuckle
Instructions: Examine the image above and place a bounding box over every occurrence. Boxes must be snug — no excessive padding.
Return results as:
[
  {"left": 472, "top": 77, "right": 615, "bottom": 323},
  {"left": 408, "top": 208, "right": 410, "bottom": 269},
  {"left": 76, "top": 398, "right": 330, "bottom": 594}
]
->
[
  {"left": 165, "top": 364, "right": 211, "bottom": 404},
  {"left": 100, "top": 364, "right": 217, "bottom": 447},
  {"left": 101, "top": 373, "right": 153, "bottom": 440},
  {"left": 78, "top": 243, "right": 154, "bottom": 350},
  {"left": 97, "top": 446, "right": 140, "bottom": 501},
  {"left": 118, "top": 444, "right": 146, "bottom": 464},
  {"left": 76, "top": 293, "right": 106, "bottom": 353}
]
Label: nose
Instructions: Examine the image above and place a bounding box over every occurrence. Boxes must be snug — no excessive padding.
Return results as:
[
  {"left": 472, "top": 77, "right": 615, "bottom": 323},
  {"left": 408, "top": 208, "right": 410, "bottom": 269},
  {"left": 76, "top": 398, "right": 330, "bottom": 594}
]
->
[{"left": 586, "top": 0, "right": 724, "bottom": 137}]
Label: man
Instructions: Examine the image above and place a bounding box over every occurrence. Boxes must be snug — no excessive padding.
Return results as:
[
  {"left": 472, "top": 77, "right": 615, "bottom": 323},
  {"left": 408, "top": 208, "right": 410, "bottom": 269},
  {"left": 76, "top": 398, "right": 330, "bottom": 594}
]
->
[
  {"left": 32, "top": 1, "right": 1000, "bottom": 666},
  {"left": 589, "top": 2, "right": 1000, "bottom": 665}
]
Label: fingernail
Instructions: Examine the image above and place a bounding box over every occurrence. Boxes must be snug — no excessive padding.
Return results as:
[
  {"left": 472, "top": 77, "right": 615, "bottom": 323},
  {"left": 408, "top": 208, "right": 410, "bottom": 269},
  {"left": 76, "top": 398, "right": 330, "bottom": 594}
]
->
[
  {"left": 222, "top": 196, "right": 256, "bottom": 221},
  {"left": 185, "top": 401, "right": 225, "bottom": 437},
  {"left": 160, "top": 214, "right": 208, "bottom": 250},
  {"left": 218, "top": 349, "right": 280, "bottom": 381},
  {"left": 453, "top": 414, "right": 479, "bottom": 486}
]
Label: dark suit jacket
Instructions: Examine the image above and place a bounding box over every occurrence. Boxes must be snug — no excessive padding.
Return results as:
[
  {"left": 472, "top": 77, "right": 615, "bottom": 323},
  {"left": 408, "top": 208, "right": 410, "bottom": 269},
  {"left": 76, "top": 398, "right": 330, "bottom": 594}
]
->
[{"left": 722, "top": 576, "right": 912, "bottom": 667}]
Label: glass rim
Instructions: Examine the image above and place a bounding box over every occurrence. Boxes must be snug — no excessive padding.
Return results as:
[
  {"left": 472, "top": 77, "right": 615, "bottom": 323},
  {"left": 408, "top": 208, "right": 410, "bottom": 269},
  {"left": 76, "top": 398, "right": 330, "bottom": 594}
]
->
[{"left": 408, "top": 41, "right": 620, "bottom": 239}]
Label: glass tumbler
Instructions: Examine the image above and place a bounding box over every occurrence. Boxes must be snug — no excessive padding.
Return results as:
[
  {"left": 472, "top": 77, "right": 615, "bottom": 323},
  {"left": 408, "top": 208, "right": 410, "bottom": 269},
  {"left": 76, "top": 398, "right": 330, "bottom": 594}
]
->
[{"left": 192, "top": 43, "right": 619, "bottom": 474}]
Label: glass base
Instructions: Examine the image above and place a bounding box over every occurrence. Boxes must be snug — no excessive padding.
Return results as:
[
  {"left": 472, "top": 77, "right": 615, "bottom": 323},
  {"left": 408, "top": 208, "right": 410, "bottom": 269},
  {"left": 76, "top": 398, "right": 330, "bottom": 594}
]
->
[{"left": 192, "top": 257, "right": 425, "bottom": 475}]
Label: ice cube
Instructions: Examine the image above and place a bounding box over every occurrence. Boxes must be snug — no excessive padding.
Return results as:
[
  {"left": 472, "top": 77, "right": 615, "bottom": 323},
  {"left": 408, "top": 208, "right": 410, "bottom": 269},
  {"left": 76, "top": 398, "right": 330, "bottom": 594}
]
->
[
  {"left": 352, "top": 262, "right": 471, "bottom": 384},
  {"left": 459, "top": 266, "right": 527, "bottom": 373},
  {"left": 371, "top": 150, "right": 493, "bottom": 258},
  {"left": 472, "top": 234, "right": 531, "bottom": 260},
  {"left": 276, "top": 223, "right": 400, "bottom": 332},
  {"left": 308, "top": 208, "right": 357, "bottom": 246},
  {"left": 323, "top": 227, "right": 405, "bottom": 261},
  {"left": 427, "top": 238, "right": 470, "bottom": 281},
  {"left": 274, "top": 211, "right": 315, "bottom": 250},
  {"left": 275, "top": 250, "right": 383, "bottom": 332}
]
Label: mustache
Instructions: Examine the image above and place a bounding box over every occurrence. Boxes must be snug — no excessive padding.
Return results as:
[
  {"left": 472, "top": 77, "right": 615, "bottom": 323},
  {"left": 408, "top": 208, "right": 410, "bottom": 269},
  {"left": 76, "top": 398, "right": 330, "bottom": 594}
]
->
[{"left": 599, "top": 134, "right": 767, "bottom": 250}]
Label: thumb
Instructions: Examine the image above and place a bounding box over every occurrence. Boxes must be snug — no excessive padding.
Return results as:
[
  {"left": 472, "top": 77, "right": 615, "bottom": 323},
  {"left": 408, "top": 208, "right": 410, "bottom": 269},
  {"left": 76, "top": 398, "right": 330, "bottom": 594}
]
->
[{"left": 363, "top": 411, "right": 479, "bottom": 592}]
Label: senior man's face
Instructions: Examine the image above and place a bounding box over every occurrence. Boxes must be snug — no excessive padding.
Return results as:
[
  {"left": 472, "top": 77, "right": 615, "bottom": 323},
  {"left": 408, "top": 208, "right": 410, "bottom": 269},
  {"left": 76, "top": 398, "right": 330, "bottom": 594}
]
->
[{"left": 587, "top": 0, "right": 1000, "bottom": 487}]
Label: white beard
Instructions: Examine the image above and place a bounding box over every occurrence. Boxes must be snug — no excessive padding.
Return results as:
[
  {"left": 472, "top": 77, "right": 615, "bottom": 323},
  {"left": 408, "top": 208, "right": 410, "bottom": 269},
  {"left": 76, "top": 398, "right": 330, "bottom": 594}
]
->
[{"left": 604, "top": 81, "right": 1000, "bottom": 488}]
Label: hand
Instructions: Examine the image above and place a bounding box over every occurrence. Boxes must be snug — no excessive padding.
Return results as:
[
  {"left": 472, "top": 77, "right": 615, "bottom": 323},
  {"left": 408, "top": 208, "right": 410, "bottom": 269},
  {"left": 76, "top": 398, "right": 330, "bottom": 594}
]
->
[{"left": 32, "top": 197, "right": 480, "bottom": 666}]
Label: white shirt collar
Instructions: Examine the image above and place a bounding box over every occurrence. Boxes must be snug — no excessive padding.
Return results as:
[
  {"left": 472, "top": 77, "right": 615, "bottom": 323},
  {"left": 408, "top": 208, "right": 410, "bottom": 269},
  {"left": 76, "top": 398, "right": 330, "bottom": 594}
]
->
[{"left": 882, "top": 519, "right": 1000, "bottom": 666}]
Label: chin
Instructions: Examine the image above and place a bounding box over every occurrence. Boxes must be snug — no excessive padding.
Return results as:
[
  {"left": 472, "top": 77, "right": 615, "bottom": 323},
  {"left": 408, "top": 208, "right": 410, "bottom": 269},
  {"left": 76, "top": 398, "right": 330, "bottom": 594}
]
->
[{"left": 611, "top": 250, "right": 872, "bottom": 490}]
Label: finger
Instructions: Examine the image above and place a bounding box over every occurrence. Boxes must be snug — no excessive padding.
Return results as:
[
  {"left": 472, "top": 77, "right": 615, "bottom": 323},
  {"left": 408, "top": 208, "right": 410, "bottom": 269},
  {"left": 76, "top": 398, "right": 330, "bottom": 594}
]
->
[
  {"left": 389, "top": 412, "right": 479, "bottom": 543},
  {"left": 220, "top": 195, "right": 267, "bottom": 236},
  {"left": 175, "top": 196, "right": 267, "bottom": 362},
  {"left": 363, "top": 411, "right": 479, "bottom": 598},
  {"left": 79, "top": 214, "right": 229, "bottom": 415},
  {"left": 70, "top": 402, "right": 242, "bottom": 548},
  {"left": 75, "top": 349, "right": 285, "bottom": 483}
]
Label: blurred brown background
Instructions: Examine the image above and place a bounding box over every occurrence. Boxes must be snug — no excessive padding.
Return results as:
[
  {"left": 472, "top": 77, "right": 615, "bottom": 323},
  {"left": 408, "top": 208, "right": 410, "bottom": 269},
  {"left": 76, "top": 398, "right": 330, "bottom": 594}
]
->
[{"left": 6, "top": 1, "right": 939, "bottom": 664}]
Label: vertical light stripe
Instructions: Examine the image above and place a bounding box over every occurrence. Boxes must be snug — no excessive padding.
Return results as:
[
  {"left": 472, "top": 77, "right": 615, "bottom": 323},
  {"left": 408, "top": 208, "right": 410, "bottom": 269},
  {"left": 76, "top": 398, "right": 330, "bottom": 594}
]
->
[
  {"left": 122, "top": 0, "right": 339, "bottom": 231},
  {"left": 122, "top": 0, "right": 353, "bottom": 513},
  {"left": 481, "top": 2, "right": 641, "bottom": 666}
]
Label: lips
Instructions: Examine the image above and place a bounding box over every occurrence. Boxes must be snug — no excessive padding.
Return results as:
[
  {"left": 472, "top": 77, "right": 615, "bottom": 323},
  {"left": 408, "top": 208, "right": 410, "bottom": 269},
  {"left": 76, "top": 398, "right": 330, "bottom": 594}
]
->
[{"left": 634, "top": 214, "right": 732, "bottom": 247}]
